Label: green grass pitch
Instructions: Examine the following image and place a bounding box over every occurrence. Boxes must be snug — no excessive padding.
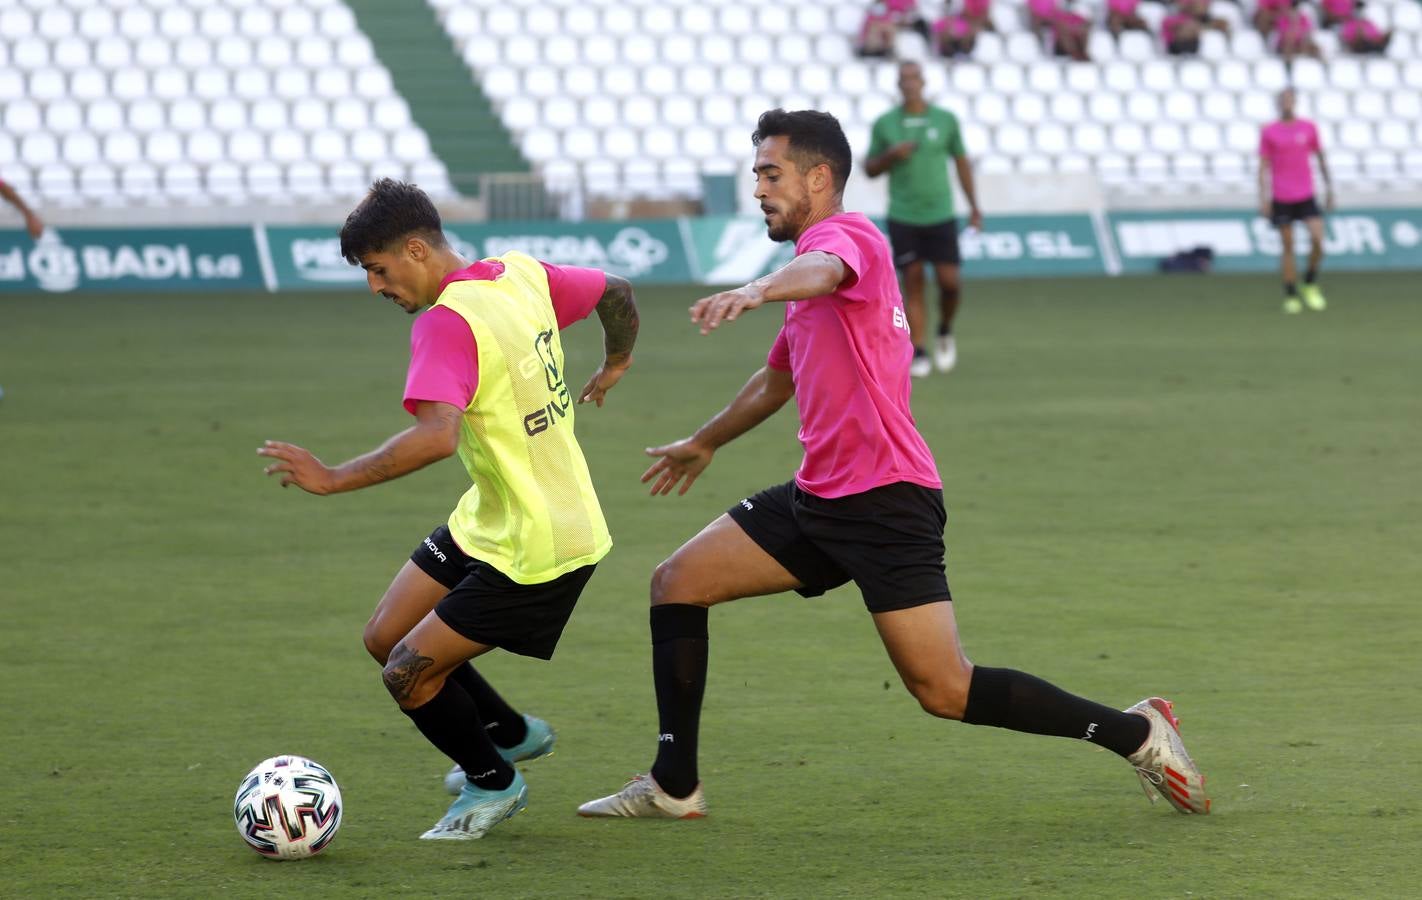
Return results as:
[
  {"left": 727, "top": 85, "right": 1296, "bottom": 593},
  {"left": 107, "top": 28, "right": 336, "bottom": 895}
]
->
[{"left": 1, "top": 273, "right": 1419, "bottom": 898}]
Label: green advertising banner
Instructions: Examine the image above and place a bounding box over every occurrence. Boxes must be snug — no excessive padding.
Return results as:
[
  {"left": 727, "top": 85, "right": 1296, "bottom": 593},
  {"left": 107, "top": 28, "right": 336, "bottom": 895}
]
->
[
  {"left": 0, "top": 227, "right": 264, "bottom": 293},
  {"left": 686, "top": 214, "right": 1107, "bottom": 283},
  {"left": 1109, "top": 207, "right": 1422, "bottom": 274},
  {"left": 265, "top": 219, "right": 692, "bottom": 290}
]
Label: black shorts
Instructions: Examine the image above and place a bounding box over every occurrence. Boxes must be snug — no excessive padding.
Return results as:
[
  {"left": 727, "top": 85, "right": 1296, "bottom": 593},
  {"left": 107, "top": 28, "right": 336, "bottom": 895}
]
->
[
  {"left": 887, "top": 218, "right": 961, "bottom": 268},
  {"left": 410, "top": 524, "right": 594, "bottom": 660},
  {"left": 726, "top": 480, "right": 951, "bottom": 614},
  {"left": 1270, "top": 197, "right": 1323, "bottom": 227}
]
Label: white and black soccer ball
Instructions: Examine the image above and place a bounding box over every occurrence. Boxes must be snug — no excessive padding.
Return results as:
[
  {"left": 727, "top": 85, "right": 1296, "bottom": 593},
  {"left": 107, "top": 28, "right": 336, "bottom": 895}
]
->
[{"left": 233, "top": 755, "right": 343, "bottom": 860}]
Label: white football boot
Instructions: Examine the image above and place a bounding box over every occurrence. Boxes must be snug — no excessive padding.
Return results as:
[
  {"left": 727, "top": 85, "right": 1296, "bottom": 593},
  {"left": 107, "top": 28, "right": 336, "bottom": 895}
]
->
[
  {"left": 577, "top": 774, "right": 707, "bottom": 819},
  {"left": 910, "top": 352, "right": 933, "bottom": 378},
  {"left": 934, "top": 333, "right": 957, "bottom": 372},
  {"left": 1126, "top": 697, "right": 1211, "bottom": 814}
]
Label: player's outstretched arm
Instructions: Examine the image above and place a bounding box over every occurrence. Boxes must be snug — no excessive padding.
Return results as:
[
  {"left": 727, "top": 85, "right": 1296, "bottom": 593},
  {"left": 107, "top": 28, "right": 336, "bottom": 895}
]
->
[
  {"left": 258, "top": 400, "right": 462, "bottom": 495},
  {"left": 954, "top": 155, "right": 984, "bottom": 231},
  {"left": 641, "top": 365, "right": 795, "bottom": 495},
  {"left": 0, "top": 180, "right": 44, "bottom": 238},
  {"left": 689, "top": 251, "right": 847, "bottom": 335},
  {"left": 1316, "top": 147, "right": 1335, "bottom": 212},
  {"left": 578, "top": 273, "right": 639, "bottom": 406}
]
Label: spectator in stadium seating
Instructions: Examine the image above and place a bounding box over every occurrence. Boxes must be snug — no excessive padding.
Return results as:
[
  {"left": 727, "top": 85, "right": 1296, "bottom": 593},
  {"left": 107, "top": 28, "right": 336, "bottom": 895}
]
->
[
  {"left": 1253, "top": 0, "right": 1290, "bottom": 33},
  {"left": 934, "top": 0, "right": 992, "bottom": 56},
  {"left": 961, "top": 0, "right": 994, "bottom": 32},
  {"left": 933, "top": 11, "right": 979, "bottom": 57},
  {"left": 857, "top": 1, "right": 900, "bottom": 57},
  {"left": 1336, "top": 6, "right": 1392, "bottom": 53},
  {"left": 1259, "top": 88, "right": 1333, "bottom": 313},
  {"left": 857, "top": 0, "right": 934, "bottom": 57},
  {"left": 1318, "top": 0, "right": 1354, "bottom": 26},
  {"left": 866, "top": 61, "right": 983, "bottom": 376},
  {"left": 1162, "top": 9, "right": 1205, "bottom": 53},
  {"left": 887, "top": 0, "right": 935, "bottom": 42},
  {"left": 1273, "top": 0, "right": 1322, "bottom": 60},
  {"left": 0, "top": 178, "right": 44, "bottom": 239},
  {"left": 1106, "top": 0, "right": 1151, "bottom": 38},
  {"left": 1027, "top": 0, "right": 1091, "bottom": 59},
  {"left": 1178, "top": 0, "right": 1232, "bottom": 35}
]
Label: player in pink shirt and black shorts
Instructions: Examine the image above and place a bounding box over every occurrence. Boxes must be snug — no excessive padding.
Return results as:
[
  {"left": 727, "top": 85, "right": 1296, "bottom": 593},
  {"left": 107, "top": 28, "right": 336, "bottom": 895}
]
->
[
  {"left": 579, "top": 109, "right": 1210, "bottom": 821},
  {"left": 1259, "top": 88, "right": 1333, "bottom": 313}
]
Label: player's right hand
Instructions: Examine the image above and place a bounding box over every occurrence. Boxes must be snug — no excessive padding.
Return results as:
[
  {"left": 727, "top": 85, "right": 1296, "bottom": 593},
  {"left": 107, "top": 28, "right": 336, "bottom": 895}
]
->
[
  {"left": 641, "top": 438, "right": 713, "bottom": 496},
  {"left": 1259, "top": 201, "right": 1271, "bottom": 220},
  {"left": 892, "top": 141, "right": 918, "bottom": 160}
]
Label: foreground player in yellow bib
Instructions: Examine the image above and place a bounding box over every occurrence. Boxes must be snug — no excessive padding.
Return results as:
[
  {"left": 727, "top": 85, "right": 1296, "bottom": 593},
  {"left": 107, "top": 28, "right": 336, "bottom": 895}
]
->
[{"left": 258, "top": 179, "right": 639, "bottom": 840}]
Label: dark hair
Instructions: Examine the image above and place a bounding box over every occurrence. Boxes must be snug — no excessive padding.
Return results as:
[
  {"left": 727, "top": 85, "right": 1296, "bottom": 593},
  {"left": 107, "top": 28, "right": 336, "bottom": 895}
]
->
[
  {"left": 752, "top": 109, "right": 853, "bottom": 194},
  {"left": 339, "top": 178, "right": 446, "bottom": 264}
]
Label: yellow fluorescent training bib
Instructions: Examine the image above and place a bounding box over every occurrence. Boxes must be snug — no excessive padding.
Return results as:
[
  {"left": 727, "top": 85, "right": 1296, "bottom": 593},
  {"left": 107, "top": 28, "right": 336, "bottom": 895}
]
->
[{"left": 433, "top": 251, "right": 611, "bottom": 583}]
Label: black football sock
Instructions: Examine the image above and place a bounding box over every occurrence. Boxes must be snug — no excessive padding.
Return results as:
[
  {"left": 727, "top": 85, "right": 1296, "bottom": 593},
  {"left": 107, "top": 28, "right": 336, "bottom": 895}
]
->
[
  {"left": 1284, "top": 281, "right": 1298, "bottom": 297},
  {"left": 1304, "top": 267, "right": 1318, "bottom": 284},
  {"left": 448, "top": 662, "right": 528, "bottom": 748},
  {"left": 648, "top": 604, "right": 709, "bottom": 799},
  {"left": 962, "top": 666, "right": 1150, "bottom": 759},
  {"left": 402, "top": 678, "right": 515, "bottom": 791}
]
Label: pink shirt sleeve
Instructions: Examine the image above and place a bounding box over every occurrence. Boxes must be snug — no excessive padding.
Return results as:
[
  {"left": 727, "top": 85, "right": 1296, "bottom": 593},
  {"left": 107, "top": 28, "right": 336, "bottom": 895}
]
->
[
  {"left": 403, "top": 306, "right": 479, "bottom": 415},
  {"left": 1307, "top": 122, "right": 1321, "bottom": 152},
  {"left": 541, "top": 262, "right": 606, "bottom": 330},
  {"left": 797, "top": 222, "right": 870, "bottom": 301},
  {"left": 767, "top": 327, "right": 791, "bottom": 371}
]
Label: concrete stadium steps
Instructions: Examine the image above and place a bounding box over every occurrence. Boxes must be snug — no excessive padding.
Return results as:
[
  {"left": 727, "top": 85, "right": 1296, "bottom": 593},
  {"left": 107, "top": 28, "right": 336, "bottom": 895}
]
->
[{"left": 345, "top": 0, "right": 526, "bottom": 195}]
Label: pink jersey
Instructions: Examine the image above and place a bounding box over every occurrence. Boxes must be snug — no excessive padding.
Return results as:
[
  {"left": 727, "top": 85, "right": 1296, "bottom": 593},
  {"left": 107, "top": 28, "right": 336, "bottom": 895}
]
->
[
  {"left": 1028, "top": 0, "right": 1058, "bottom": 19},
  {"left": 1108, "top": 0, "right": 1139, "bottom": 15},
  {"left": 1162, "top": 13, "right": 1195, "bottom": 42},
  {"left": 1275, "top": 8, "right": 1313, "bottom": 39},
  {"left": 1256, "top": 0, "right": 1289, "bottom": 10},
  {"left": 1259, "top": 119, "right": 1320, "bottom": 203},
  {"left": 934, "top": 13, "right": 972, "bottom": 37},
  {"left": 1320, "top": 0, "right": 1353, "bottom": 17},
  {"left": 1340, "top": 17, "right": 1382, "bottom": 42},
  {"left": 962, "top": 0, "right": 990, "bottom": 17},
  {"left": 403, "top": 259, "right": 604, "bottom": 414},
  {"left": 766, "top": 213, "right": 940, "bottom": 499}
]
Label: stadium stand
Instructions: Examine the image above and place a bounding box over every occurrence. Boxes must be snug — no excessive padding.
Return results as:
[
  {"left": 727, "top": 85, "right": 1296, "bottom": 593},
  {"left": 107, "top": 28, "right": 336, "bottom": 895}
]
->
[
  {"left": 0, "top": 0, "right": 453, "bottom": 209},
  {"left": 1, "top": 0, "right": 1419, "bottom": 214},
  {"left": 430, "top": 0, "right": 1422, "bottom": 207}
]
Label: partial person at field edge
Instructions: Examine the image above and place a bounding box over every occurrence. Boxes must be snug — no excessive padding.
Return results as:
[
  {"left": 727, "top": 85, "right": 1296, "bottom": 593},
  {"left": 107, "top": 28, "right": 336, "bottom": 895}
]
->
[
  {"left": 258, "top": 179, "right": 639, "bottom": 841},
  {"left": 578, "top": 109, "right": 1210, "bottom": 822},
  {"left": 1259, "top": 88, "right": 1333, "bottom": 314},
  {"left": 866, "top": 61, "right": 982, "bottom": 378}
]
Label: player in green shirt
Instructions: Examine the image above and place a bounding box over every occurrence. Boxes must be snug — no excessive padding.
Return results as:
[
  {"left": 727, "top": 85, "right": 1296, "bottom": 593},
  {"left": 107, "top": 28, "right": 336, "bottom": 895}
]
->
[{"left": 866, "top": 61, "right": 982, "bottom": 377}]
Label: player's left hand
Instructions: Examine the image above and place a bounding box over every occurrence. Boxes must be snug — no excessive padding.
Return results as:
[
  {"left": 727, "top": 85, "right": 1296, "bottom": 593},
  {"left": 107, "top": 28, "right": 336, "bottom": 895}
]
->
[
  {"left": 24, "top": 213, "right": 43, "bottom": 240},
  {"left": 258, "top": 440, "right": 335, "bottom": 495},
  {"left": 690, "top": 287, "right": 764, "bottom": 335},
  {"left": 578, "top": 357, "right": 632, "bottom": 406},
  {"left": 967, "top": 208, "right": 984, "bottom": 232},
  {"left": 1325, "top": 192, "right": 1336, "bottom": 213}
]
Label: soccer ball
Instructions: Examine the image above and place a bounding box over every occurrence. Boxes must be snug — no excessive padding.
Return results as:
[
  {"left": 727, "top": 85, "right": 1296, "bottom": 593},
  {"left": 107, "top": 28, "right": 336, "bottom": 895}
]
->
[{"left": 233, "top": 755, "right": 343, "bottom": 860}]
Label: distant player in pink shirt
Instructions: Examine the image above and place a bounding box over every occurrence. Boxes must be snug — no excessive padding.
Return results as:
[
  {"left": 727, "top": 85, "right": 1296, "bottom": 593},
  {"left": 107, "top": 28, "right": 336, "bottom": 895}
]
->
[
  {"left": 1259, "top": 88, "right": 1333, "bottom": 313},
  {"left": 579, "top": 109, "right": 1210, "bottom": 821}
]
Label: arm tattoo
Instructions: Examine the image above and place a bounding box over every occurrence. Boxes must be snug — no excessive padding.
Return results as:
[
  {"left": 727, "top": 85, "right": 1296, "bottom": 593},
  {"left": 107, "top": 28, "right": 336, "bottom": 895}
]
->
[
  {"left": 361, "top": 446, "right": 399, "bottom": 486},
  {"left": 594, "top": 274, "right": 639, "bottom": 365},
  {"left": 382, "top": 642, "right": 434, "bottom": 702}
]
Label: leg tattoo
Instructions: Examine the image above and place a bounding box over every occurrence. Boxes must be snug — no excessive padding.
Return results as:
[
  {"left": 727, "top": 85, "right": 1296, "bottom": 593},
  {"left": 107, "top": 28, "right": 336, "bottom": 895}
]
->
[{"left": 383, "top": 642, "right": 434, "bottom": 703}]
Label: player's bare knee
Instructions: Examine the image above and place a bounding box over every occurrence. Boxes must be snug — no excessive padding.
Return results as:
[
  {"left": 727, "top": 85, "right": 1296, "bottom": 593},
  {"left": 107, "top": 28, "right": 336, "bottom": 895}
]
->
[
  {"left": 913, "top": 684, "right": 968, "bottom": 720},
  {"left": 362, "top": 619, "right": 393, "bottom": 664},
  {"left": 650, "top": 557, "right": 684, "bottom": 605}
]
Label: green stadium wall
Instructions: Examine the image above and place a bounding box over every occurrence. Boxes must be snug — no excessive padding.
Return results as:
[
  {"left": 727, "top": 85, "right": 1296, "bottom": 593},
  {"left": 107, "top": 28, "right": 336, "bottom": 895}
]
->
[{"left": 3, "top": 209, "right": 1420, "bottom": 293}]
